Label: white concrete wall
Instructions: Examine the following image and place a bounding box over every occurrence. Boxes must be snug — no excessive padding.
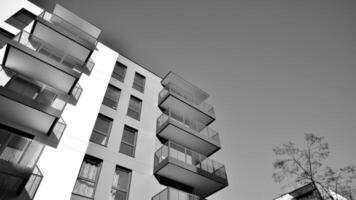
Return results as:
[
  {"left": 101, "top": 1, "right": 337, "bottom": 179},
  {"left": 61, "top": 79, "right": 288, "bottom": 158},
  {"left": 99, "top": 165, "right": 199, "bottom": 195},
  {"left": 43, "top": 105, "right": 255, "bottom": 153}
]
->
[
  {"left": 84, "top": 54, "right": 164, "bottom": 200},
  {"left": 34, "top": 43, "right": 118, "bottom": 200}
]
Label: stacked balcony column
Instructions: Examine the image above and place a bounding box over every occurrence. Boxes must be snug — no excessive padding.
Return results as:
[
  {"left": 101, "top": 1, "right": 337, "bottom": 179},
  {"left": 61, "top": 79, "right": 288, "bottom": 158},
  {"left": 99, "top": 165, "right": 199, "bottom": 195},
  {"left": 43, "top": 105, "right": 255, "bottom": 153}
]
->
[{"left": 152, "top": 72, "right": 228, "bottom": 200}]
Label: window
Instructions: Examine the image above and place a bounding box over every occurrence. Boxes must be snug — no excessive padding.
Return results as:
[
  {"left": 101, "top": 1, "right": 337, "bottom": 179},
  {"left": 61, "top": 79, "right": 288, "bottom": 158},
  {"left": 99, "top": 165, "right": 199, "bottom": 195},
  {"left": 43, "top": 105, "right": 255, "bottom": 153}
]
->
[
  {"left": 90, "top": 114, "right": 113, "bottom": 146},
  {"left": 72, "top": 156, "right": 102, "bottom": 199},
  {"left": 110, "top": 166, "right": 132, "bottom": 200},
  {"left": 127, "top": 96, "right": 142, "bottom": 121},
  {"left": 5, "top": 9, "right": 36, "bottom": 30},
  {"left": 132, "top": 72, "right": 145, "bottom": 93},
  {"left": 112, "top": 62, "right": 127, "bottom": 82},
  {"left": 102, "top": 85, "right": 121, "bottom": 110},
  {"left": 119, "top": 126, "right": 138, "bottom": 157}
]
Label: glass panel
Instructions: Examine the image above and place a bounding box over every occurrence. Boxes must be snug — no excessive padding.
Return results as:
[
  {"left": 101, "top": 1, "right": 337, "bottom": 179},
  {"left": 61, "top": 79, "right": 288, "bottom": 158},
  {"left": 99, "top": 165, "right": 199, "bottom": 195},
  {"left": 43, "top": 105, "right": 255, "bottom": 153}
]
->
[
  {"left": 119, "top": 143, "right": 134, "bottom": 157},
  {"left": 122, "top": 127, "right": 136, "bottom": 145},
  {"left": 73, "top": 179, "right": 95, "bottom": 197},
  {"left": 112, "top": 62, "right": 127, "bottom": 82},
  {"left": 127, "top": 96, "right": 142, "bottom": 120},
  {"left": 19, "top": 140, "right": 43, "bottom": 168},
  {"left": 79, "top": 160, "right": 99, "bottom": 181},
  {"left": 90, "top": 131, "right": 108, "bottom": 146},
  {"left": 110, "top": 189, "right": 127, "bottom": 200},
  {"left": 106, "top": 86, "right": 121, "bottom": 101},
  {"left": 117, "top": 170, "right": 130, "bottom": 190},
  {"left": 133, "top": 73, "right": 145, "bottom": 92},
  {"left": 94, "top": 115, "right": 112, "bottom": 134},
  {"left": 6, "top": 77, "right": 40, "bottom": 99}
]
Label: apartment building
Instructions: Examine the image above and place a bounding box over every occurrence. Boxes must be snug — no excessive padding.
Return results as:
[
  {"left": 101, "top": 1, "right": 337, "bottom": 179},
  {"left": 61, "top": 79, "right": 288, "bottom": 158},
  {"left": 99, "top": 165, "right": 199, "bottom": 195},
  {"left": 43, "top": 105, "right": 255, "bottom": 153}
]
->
[{"left": 0, "top": 1, "right": 228, "bottom": 200}]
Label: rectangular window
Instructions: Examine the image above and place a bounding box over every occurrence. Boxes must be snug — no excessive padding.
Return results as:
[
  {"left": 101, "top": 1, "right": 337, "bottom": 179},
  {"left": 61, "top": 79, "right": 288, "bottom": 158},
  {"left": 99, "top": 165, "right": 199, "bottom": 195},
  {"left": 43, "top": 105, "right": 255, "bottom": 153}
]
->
[
  {"left": 112, "top": 62, "right": 127, "bottom": 82},
  {"left": 110, "top": 166, "right": 132, "bottom": 200},
  {"left": 72, "top": 156, "right": 102, "bottom": 199},
  {"left": 132, "top": 72, "right": 146, "bottom": 93},
  {"left": 119, "top": 126, "right": 138, "bottom": 157},
  {"left": 5, "top": 8, "right": 36, "bottom": 30},
  {"left": 127, "top": 96, "right": 142, "bottom": 121},
  {"left": 102, "top": 85, "right": 121, "bottom": 110},
  {"left": 90, "top": 114, "right": 113, "bottom": 146}
]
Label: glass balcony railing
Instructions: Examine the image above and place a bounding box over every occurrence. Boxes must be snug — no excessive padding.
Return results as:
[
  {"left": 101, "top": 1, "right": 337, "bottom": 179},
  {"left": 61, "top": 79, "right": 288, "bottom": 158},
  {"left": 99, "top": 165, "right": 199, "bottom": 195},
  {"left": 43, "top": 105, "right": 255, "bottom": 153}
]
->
[
  {"left": 0, "top": 134, "right": 44, "bottom": 170},
  {"left": 157, "top": 108, "right": 220, "bottom": 143},
  {"left": 159, "top": 83, "right": 215, "bottom": 116},
  {"left": 154, "top": 141, "right": 227, "bottom": 180},
  {"left": 24, "top": 165, "right": 43, "bottom": 199},
  {"left": 14, "top": 31, "right": 95, "bottom": 74},
  {"left": 70, "top": 82, "right": 83, "bottom": 103},
  {"left": 38, "top": 11, "right": 98, "bottom": 49},
  {"left": 0, "top": 65, "right": 67, "bottom": 113},
  {"left": 52, "top": 117, "right": 66, "bottom": 142},
  {"left": 152, "top": 187, "right": 205, "bottom": 200}
]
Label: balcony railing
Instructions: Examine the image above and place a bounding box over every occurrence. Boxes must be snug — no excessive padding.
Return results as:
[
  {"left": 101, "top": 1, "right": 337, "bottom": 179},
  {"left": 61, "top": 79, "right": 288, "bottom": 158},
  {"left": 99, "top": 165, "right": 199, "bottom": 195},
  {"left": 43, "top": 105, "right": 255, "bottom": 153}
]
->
[
  {"left": 70, "top": 82, "right": 83, "bottom": 103},
  {"left": 0, "top": 65, "right": 66, "bottom": 113},
  {"left": 152, "top": 187, "right": 205, "bottom": 200},
  {"left": 154, "top": 141, "right": 227, "bottom": 180},
  {"left": 157, "top": 108, "right": 220, "bottom": 143},
  {"left": 14, "top": 31, "right": 94, "bottom": 74},
  {"left": 38, "top": 11, "right": 98, "bottom": 49},
  {"left": 0, "top": 134, "right": 44, "bottom": 170},
  {"left": 159, "top": 83, "right": 215, "bottom": 116},
  {"left": 24, "top": 165, "right": 43, "bottom": 199},
  {"left": 52, "top": 117, "right": 66, "bottom": 141}
]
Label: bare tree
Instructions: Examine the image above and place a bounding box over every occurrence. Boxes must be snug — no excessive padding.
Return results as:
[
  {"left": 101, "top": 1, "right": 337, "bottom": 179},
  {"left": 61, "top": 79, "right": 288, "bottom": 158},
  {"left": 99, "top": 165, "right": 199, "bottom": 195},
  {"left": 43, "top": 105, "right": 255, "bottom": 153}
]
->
[{"left": 272, "top": 133, "right": 356, "bottom": 200}]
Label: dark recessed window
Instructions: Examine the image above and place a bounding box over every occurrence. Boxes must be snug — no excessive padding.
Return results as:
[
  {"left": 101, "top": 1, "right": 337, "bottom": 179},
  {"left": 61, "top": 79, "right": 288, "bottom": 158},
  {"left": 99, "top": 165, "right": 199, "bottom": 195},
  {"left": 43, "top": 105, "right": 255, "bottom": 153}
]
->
[
  {"left": 127, "top": 96, "right": 142, "bottom": 121},
  {"left": 102, "top": 85, "right": 121, "bottom": 110},
  {"left": 72, "top": 155, "right": 102, "bottom": 198},
  {"left": 111, "top": 166, "right": 132, "bottom": 200},
  {"left": 90, "top": 114, "right": 113, "bottom": 146},
  {"left": 112, "top": 62, "right": 127, "bottom": 82},
  {"left": 132, "top": 72, "right": 145, "bottom": 93},
  {"left": 119, "top": 125, "right": 138, "bottom": 157},
  {"left": 5, "top": 8, "right": 36, "bottom": 30}
]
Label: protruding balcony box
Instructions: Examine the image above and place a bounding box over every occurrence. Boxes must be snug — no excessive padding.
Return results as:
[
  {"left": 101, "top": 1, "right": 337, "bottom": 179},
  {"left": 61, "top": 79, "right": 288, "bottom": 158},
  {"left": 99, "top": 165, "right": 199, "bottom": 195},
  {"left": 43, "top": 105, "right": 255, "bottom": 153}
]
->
[
  {"left": 159, "top": 72, "right": 215, "bottom": 126},
  {"left": 1, "top": 32, "right": 83, "bottom": 104},
  {"left": 31, "top": 4, "right": 101, "bottom": 67},
  {"left": 0, "top": 131, "right": 44, "bottom": 199},
  {"left": 152, "top": 187, "right": 206, "bottom": 200},
  {"left": 19, "top": 165, "right": 43, "bottom": 200},
  {"left": 157, "top": 108, "right": 220, "bottom": 156},
  {"left": 0, "top": 67, "right": 67, "bottom": 148},
  {"left": 154, "top": 141, "right": 228, "bottom": 198}
]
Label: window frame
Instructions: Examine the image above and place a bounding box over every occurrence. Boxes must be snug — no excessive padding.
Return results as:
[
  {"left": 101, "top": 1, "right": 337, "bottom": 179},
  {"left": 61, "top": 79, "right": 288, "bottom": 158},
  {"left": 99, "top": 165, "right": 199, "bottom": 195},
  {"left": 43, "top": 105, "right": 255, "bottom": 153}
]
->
[
  {"left": 126, "top": 95, "right": 142, "bottom": 121},
  {"left": 102, "top": 84, "right": 121, "bottom": 110},
  {"left": 112, "top": 62, "right": 127, "bottom": 82},
  {"left": 111, "top": 166, "right": 132, "bottom": 200},
  {"left": 132, "top": 72, "right": 146, "bottom": 93},
  {"left": 90, "top": 114, "right": 113, "bottom": 147},
  {"left": 72, "top": 155, "right": 102, "bottom": 199},
  {"left": 119, "top": 125, "right": 138, "bottom": 157}
]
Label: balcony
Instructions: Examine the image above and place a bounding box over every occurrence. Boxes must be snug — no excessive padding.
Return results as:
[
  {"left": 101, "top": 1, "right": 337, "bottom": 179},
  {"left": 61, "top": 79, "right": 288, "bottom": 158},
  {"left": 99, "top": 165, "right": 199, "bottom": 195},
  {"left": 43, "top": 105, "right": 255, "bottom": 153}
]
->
[
  {"left": 16, "top": 31, "right": 95, "bottom": 75},
  {"left": 157, "top": 108, "right": 220, "bottom": 156},
  {"left": 0, "top": 67, "right": 67, "bottom": 148},
  {"left": 1, "top": 34, "right": 82, "bottom": 103},
  {"left": 0, "top": 132, "right": 44, "bottom": 197},
  {"left": 154, "top": 141, "right": 228, "bottom": 198},
  {"left": 32, "top": 5, "right": 101, "bottom": 63},
  {"left": 20, "top": 165, "right": 43, "bottom": 200},
  {"left": 152, "top": 187, "right": 206, "bottom": 200},
  {"left": 158, "top": 83, "right": 215, "bottom": 126}
]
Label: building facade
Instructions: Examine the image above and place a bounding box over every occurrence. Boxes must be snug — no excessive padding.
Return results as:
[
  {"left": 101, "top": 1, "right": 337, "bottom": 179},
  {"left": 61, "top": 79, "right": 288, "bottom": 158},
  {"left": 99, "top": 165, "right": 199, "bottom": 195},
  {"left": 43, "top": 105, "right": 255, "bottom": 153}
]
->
[{"left": 0, "top": 1, "right": 228, "bottom": 200}]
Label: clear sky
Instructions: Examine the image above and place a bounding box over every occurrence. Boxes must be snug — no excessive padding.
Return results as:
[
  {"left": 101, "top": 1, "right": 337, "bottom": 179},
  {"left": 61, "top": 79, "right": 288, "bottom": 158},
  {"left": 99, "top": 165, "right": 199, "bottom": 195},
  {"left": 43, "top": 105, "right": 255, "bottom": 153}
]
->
[{"left": 31, "top": 0, "right": 356, "bottom": 199}]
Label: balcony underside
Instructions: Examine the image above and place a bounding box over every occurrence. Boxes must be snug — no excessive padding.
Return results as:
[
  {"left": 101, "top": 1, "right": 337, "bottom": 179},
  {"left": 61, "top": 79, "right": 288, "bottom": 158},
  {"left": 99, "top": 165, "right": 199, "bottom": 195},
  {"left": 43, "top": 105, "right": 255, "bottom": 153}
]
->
[
  {"left": 154, "top": 157, "right": 228, "bottom": 198},
  {"left": 159, "top": 94, "right": 215, "bottom": 126},
  {"left": 157, "top": 120, "right": 220, "bottom": 156},
  {"left": 0, "top": 89, "right": 62, "bottom": 147},
  {"left": 2, "top": 42, "right": 80, "bottom": 96},
  {"left": 0, "top": 162, "right": 31, "bottom": 198},
  {"left": 32, "top": 19, "right": 92, "bottom": 63}
]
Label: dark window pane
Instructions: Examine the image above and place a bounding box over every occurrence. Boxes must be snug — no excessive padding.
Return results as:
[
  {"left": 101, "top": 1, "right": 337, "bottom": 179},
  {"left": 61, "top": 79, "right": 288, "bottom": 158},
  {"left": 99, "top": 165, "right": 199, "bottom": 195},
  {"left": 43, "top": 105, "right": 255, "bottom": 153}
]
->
[
  {"left": 122, "top": 127, "right": 136, "bottom": 145},
  {"left": 5, "top": 9, "right": 36, "bottom": 30},
  {"left": 111, "top": 189, "right": 127, "bottom": 200},
  {"left": 113, "top": 168, "right": 130, "bottom": 190},
  {"left": 119, "top": 143, "right": 134, "bottom": 157},
  {"left": 132, "top": 73, "right": 145, "bottom": 93},
  {"left": 8, "top": 135, "right": 28, "bottom": 151},
  {"left": 90, "top": 131, "right": 108, "bottom": 146},
  {"left": 94, "top": 115, "right": 112, "bottom": 134},
  {"left": 112, "top": 62, "right": 127, "bottom": 82},
  {"left": 103, "top": 85, "right": 121, "bottom": 110},
  {"left": 127, "top": 96, "right": 142, "bottom": 120}
]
